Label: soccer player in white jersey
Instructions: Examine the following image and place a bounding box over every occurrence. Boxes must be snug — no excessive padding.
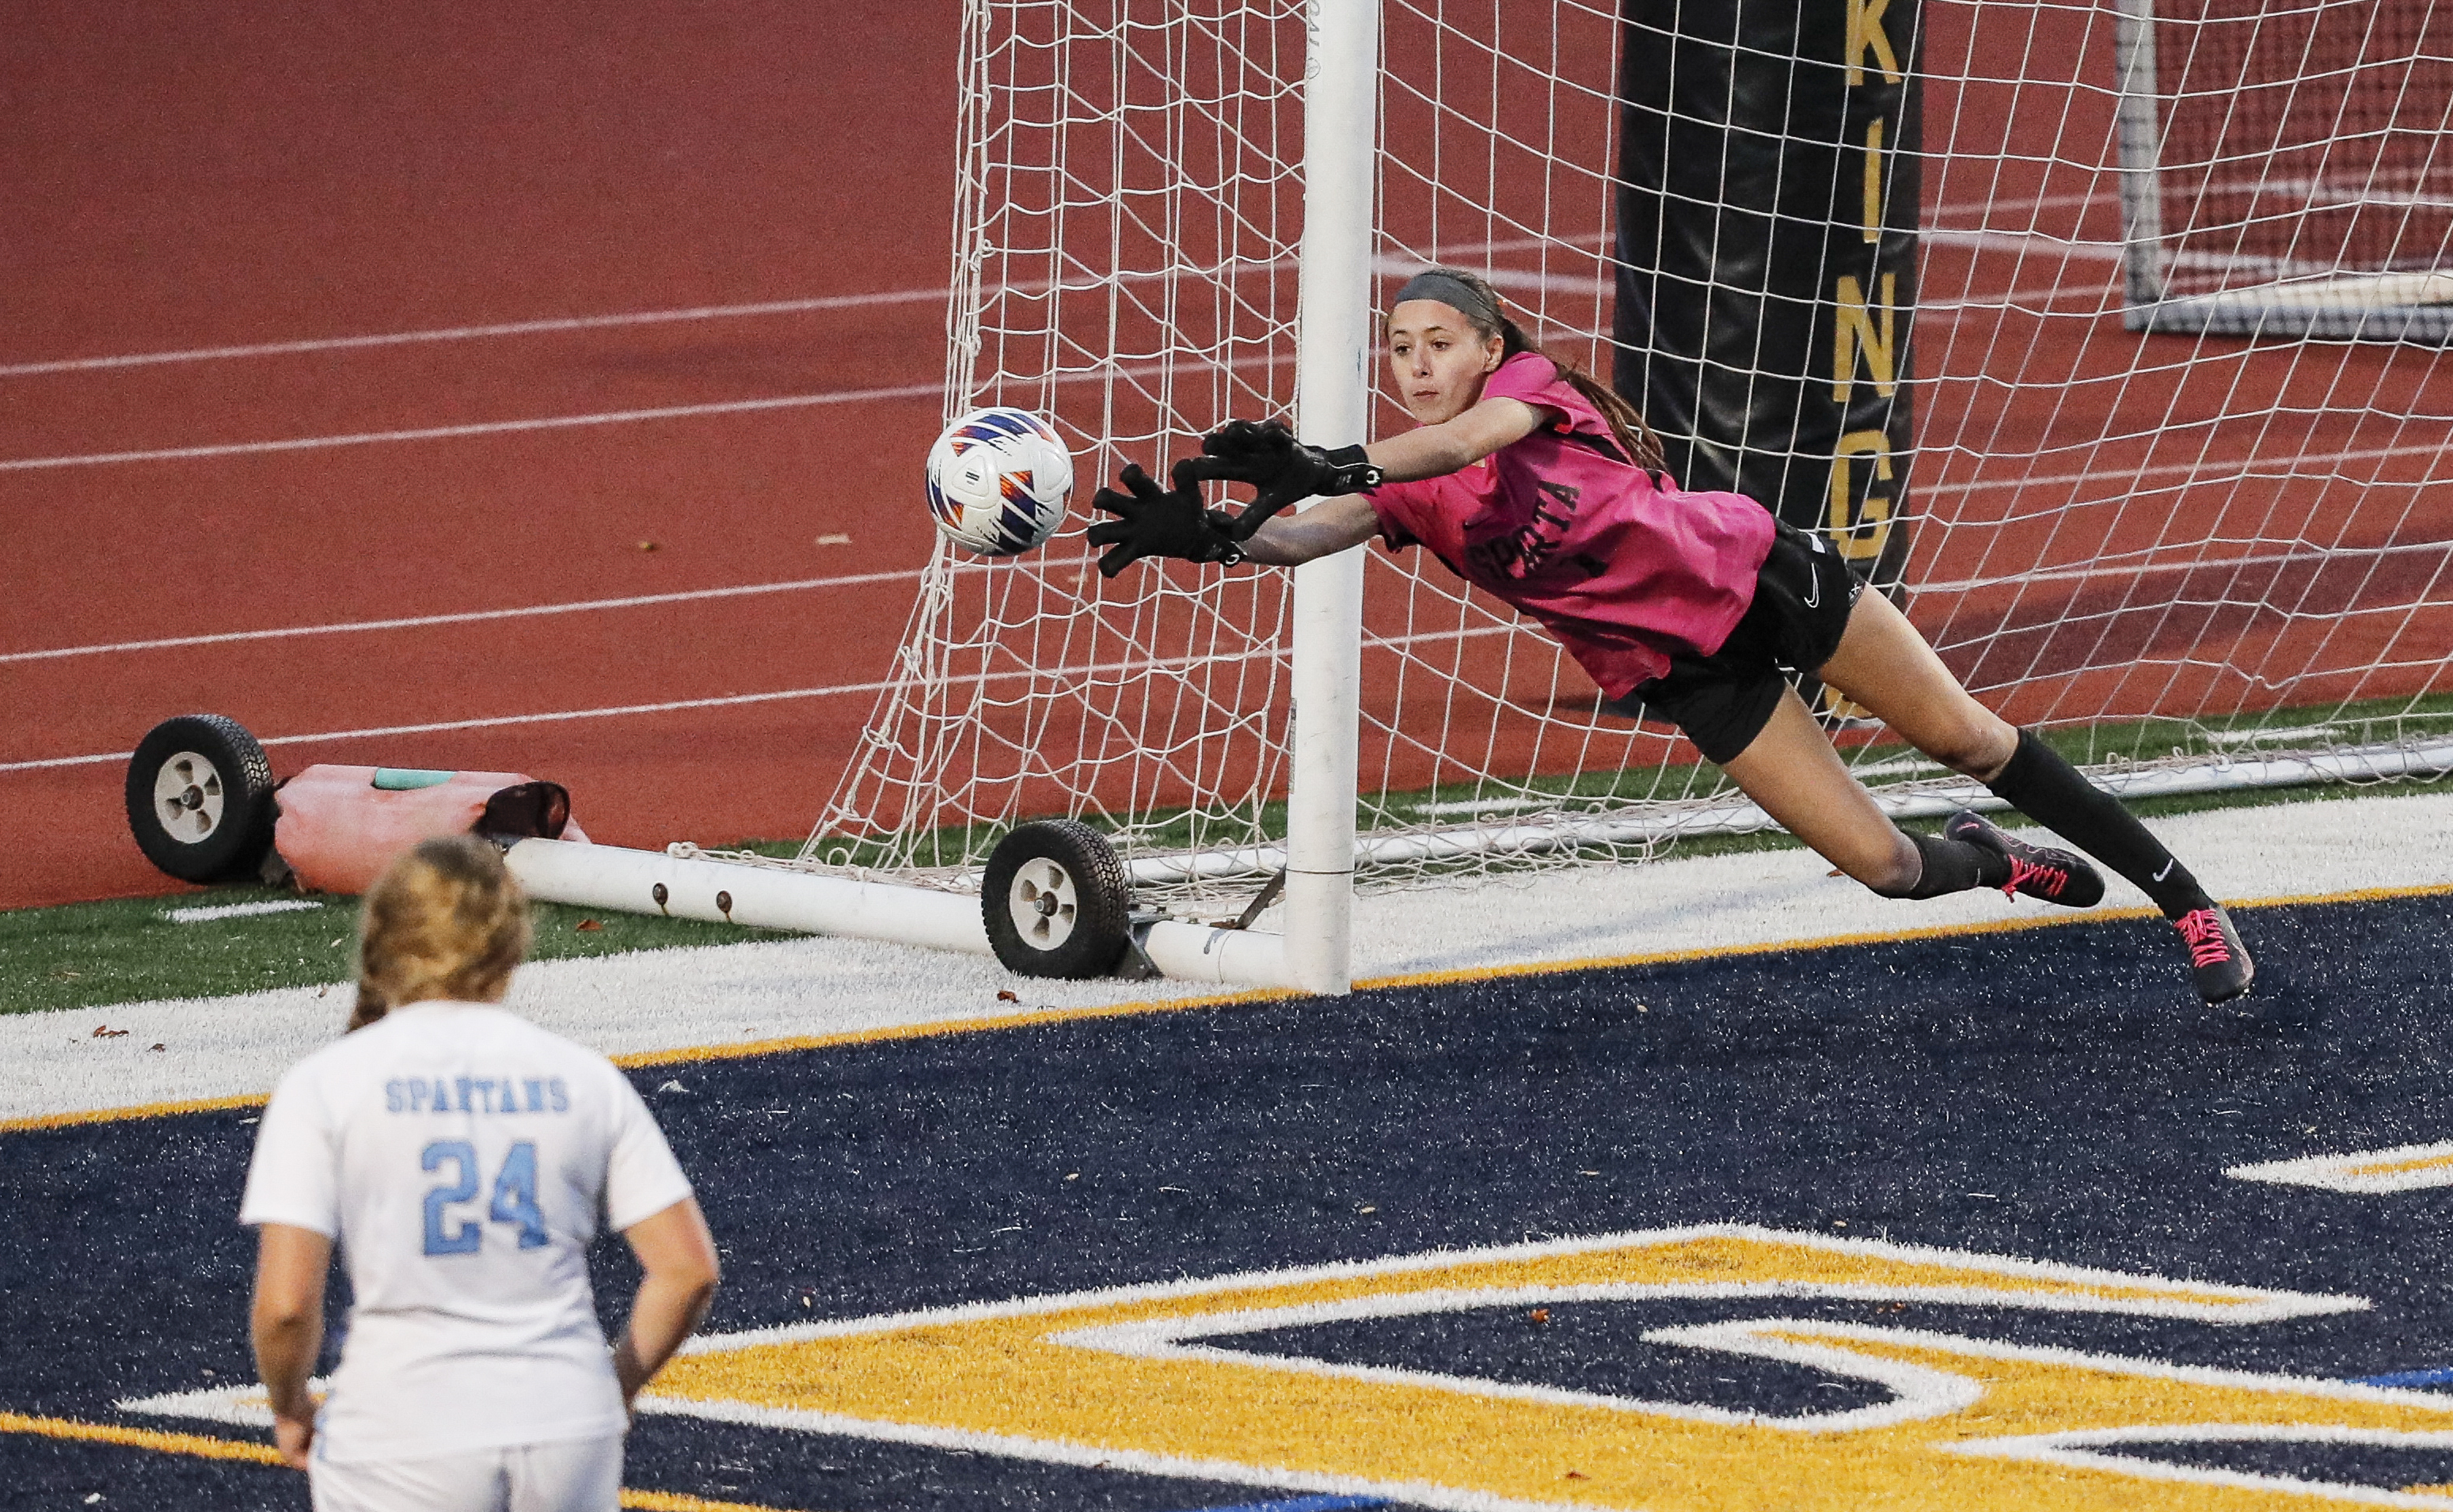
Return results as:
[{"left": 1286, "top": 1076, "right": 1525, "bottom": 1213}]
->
[{"left": 242, "top": 835, "right": 721, "bottom": 1512}]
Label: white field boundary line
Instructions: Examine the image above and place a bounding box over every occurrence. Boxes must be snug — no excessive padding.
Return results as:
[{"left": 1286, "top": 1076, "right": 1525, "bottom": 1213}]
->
[
  {"left": 0, "top": 567, "right": 939, "bottom": 665},
  {"left": 0, "top": 622, "right": 1513, "bottom": 776},
  {"left": 0, "top": 291, "right": 945, "bottom": 379},
  {"left": 164, "top": 898, "right": 324, "bottom": 924},
  {"left": 1112, "top": 739, "right": 2453, "bottom": 887}
]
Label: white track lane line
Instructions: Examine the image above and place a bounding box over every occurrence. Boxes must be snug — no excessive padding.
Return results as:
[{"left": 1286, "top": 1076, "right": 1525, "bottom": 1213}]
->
[
  {"left": 0, "top": 207, "right": 2139, "bottom": 473},
  {"left": 0, "top": 291, "right": 944, "bottom": 379},
  {"left": 0, "top": 230, "right": 1565, "bottom": 382},
  {"left": 0, "top": 682, "right": 906, "bottom": 773},
  {"left": 0, "top": 624, "right": 1512, "bottom": 776},
  {"left": 1915, "top": 538, "right": 2453, "bottom": 596},
  {"left": 0, "top": 568, "right": 937, "bottom": 664},
  {"left": 0, "top": 337, "right": 1303, "bottom": 473},
  {"left": 0, "top": 190, "right": 2109, "bottom": 382},
  {"left": 0, "top": 379, "right": 945, "bottom": 473},
  {"left": 1922, "top": 437, "right": 2453, "bottom": 502}
]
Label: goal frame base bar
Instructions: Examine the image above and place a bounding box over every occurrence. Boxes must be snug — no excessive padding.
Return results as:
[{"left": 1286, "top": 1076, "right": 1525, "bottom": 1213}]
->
[
  {"left": 1656, "top": 735, "right": 2453, "bottom": 845},
  {"left": 503, "top": 839, "right": 1298, "bottom": 990},
  {"left": 2124, "top": 272, "right": 2453, "bottom": 344},
  {"left": 1123, "top": 736, "right": 2453, "bottom": 884},
  {"left": 505, "top": 737, "right": 2448, "bottom": 991}
]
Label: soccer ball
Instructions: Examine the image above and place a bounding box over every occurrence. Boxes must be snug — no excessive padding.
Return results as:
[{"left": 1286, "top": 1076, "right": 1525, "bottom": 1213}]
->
[{"left": 923, "top": 407, "right": 1073, "bottom": 557}]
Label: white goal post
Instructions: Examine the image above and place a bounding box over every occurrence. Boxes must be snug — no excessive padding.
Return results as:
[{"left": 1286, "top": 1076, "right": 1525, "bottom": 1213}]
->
[{"left": 1278, "top": 0, "right": 1379, "bottom": 993}]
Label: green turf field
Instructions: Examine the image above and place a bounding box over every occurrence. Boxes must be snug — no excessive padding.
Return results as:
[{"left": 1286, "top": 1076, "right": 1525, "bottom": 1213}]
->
[{"left": 0, "top": 888, "right": 762, "bottom": 1018}]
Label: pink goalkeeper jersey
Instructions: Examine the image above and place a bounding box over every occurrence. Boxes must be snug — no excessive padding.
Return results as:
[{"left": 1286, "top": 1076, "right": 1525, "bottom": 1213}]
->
[{"left": 1366, "top": 351, "right": 1777, "bottom": 697}]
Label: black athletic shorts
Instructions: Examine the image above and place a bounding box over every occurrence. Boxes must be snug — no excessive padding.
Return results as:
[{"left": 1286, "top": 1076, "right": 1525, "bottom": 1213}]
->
[{"left": 1601, "top": 520, "right": 1865, "bottom": 765}]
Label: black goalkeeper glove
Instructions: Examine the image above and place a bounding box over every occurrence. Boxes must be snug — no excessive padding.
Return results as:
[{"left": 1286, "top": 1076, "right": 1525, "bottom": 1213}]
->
[
  {"left": 1185, "top": 418, "right": 1382, "bottom": 540},
  {"left": 1084, "top": 458, "right": 1245, "bottom": 578}
]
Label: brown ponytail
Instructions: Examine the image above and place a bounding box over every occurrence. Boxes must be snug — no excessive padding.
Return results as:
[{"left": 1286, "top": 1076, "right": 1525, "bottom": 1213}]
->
[{"left": 1395, "top": 266, "right": 1667, "bottom": 473}]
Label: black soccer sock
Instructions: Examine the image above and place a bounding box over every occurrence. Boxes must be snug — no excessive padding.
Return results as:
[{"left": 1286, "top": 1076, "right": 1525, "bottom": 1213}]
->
[
  {"left": 1871, "top": 828, "right": 2008, "bottom": 899},
  {"left": 1983, "top": 728, "right": 2212, "bottom": 917}
]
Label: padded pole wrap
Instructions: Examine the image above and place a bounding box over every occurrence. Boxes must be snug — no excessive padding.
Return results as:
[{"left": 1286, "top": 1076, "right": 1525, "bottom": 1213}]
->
[
  {"left": 275, "top": 765, "right": 587, "bottom": 894},
  {"left": 1612, "top": 0, "right": 1922, "bottom": 597}
]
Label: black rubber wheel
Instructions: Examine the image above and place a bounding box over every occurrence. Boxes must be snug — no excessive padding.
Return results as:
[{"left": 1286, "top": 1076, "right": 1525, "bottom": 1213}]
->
[
  {"left": 125, "top": 714, "right": 278, "bottom": 883},
  {"left": 982, "top": 819, "right": 1132, "bottom": 978}
]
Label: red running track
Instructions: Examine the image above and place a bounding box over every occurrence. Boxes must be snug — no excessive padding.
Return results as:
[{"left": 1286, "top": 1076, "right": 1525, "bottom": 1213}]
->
[
  {"left": 10, "top": 0, "right": 2449, "bottom": 911},
  {"left": 2, "top": 0, "right": 964, "bottom": 908}
]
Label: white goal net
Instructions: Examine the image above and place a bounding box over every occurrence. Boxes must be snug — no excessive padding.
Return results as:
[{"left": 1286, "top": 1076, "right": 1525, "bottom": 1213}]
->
[{"left": 804, "top": 0, "right": 2453, "bottom": 916}]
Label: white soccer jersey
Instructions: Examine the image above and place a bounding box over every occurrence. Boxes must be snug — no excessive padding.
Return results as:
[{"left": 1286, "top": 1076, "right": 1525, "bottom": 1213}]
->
[{"left": 240, "top": 1001, "right": 694, "bottom": 1465}]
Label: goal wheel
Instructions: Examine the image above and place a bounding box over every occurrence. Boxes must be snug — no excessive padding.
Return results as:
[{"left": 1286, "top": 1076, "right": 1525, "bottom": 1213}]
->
[
  {"left": 126, "top": 713, "right": 278, "bottom": 883},
  {"left": 982, "top": 819, "right": 1132, "bottom": 978}
]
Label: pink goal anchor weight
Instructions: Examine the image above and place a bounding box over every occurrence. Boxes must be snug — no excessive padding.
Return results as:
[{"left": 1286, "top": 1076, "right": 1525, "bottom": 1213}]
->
[{"left": 273, "top": 765, "right": 589, "bottom": 895}]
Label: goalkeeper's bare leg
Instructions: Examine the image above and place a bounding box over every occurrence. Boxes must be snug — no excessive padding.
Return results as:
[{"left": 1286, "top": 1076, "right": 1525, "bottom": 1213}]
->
[{"left": 1722, "top": 589, "right": 2252, "bottom": 1003}]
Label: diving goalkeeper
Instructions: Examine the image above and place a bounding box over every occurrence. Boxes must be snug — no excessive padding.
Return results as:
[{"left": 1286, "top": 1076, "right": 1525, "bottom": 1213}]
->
[{"left": 1086, "top": 266, "right": 2251, "bottom": 1005}]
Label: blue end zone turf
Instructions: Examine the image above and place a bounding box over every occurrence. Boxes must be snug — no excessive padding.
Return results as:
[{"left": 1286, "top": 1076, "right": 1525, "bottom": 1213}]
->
[{"left": 8, "top": 891, "right": 2453, "bottom": 1508}]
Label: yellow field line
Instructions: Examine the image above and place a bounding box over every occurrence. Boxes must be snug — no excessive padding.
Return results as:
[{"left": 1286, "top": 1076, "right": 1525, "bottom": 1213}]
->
[
  {"left": 621, "top": 1491, "right": 816, "bottom": 1512},
  {"left": 0, "top": 1410, "right": 809, "bottom": 1511},
  {"left": 10, "top": 876, "right": 2448, "bottom": 1137},
  {"left": 0, "top": 1091, "right": 272, "bottom": 1134},
  {"left": 0, "top": 1408, "right": 283, "bottom": 1465},
  {"left": 1352, "top": 877, "right": 2453, "bottom": 993}
]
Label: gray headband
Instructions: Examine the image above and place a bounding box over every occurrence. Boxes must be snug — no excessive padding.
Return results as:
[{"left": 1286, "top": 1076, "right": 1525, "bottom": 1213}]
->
[{"left": 1392, "top": 270, "right": 1500, "bottom": 329}]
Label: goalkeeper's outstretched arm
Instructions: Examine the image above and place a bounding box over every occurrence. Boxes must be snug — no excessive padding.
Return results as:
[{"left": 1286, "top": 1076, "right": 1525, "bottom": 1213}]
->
[
  {"left": 1364, "top": 395, "right": 1543, "bottom": 481},
  {"left": 1193, "top": 397, "right": 1545, "bottom": 565},
  {"left": 1234, "top": 493, "right": 1382, "bottom": 565}
]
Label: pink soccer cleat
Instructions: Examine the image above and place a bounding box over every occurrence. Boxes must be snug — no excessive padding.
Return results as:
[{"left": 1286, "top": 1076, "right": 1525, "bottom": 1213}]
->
[{"left": 2173, "top": 904, "right": 2255, "bottom": 1004}]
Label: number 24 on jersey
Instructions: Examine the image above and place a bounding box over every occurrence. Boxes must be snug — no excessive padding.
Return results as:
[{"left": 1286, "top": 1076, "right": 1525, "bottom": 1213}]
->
[{"left": 421, "top": 1140, "right": 549, "bottom": 1255}]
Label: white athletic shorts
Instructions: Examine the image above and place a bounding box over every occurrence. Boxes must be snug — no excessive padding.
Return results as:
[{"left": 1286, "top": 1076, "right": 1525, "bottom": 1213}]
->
[{"left": 309, "top": 1434, "right": 623, "bottom": 1512}]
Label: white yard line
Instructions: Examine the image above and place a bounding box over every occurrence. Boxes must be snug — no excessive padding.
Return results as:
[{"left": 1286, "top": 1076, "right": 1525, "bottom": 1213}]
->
[
  {"left": 13, "top": 789, "right": 2451, "bottom": 1126},
  {"left": 165, "top": 899, "right": 325, "bottom": 924}
]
